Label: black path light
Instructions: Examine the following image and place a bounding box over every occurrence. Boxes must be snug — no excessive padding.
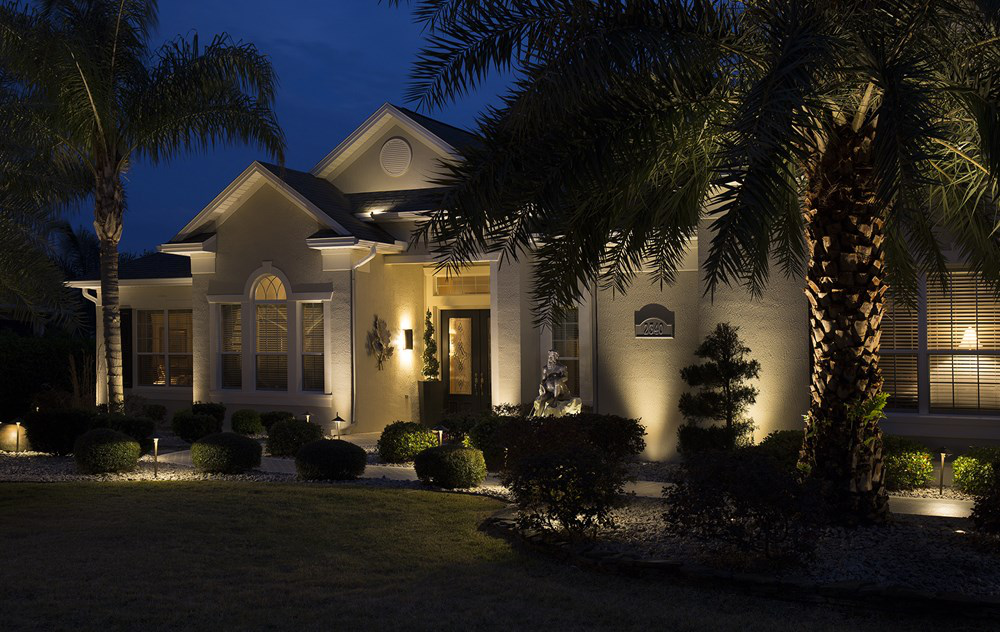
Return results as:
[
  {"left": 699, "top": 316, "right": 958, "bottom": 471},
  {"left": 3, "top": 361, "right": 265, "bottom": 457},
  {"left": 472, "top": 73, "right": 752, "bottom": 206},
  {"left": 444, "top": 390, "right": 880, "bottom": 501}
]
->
[
  {"left": 332, "top": 413, "right": 349, "bottom": 440},
  {"left": 939, "top": 447, "right": 951, "bottom": 496},
  {"left": 14, "top": 420, "right": 21, "bottom": 453},
  {"left": 153, "top": 437, "right": 160, "bottom": 479}
]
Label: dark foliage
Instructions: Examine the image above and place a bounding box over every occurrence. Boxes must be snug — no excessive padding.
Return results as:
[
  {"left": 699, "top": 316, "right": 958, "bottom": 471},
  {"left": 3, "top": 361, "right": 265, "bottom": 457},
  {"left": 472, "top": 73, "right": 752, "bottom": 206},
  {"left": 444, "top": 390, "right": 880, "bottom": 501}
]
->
[
  {"left": 171, "top": 410, "right": 222, "bottom": 444},
  {"left": 0, "top": 331, "right": 92, "bottom": 420},
  {"left": 414, "top": 444, "right": 487, "bottom": 488},
  {"left": 377, "top": 421, "right": 439, "bottom": 463},
  {"left": 677, "top": 421, "right": 754, "bottom": 458},
  {"left": 295, "top": 439, "right": 367, "bottom": 481},
  {"left": 260, "top": 410, "right": 295, "bottom": 431},
  {"left": 192, "top": 402, "right": 226, "bottom": 423},
  {"left": 143, "top": 404, "right": 167, "bottom": 422},
  {"left": 191, "top": 432, "right": 262, "bottom": 474},
  {"left": 22, "top": 408, "right": 94, "bottom": 455},
  {"left": 972, "top": 467, "right": 1000, "bottom": 534},
  {"left": 92, "top": 413, "right": 155, "bottom": 454},
  {"left": 882, "top": 435, "right": 934, "bottom": 491},
  {"left": 266, "top": 419, "right": 323, "bottom": 457},
  {"left": 752, "top": 429, "right": 804, "bottom": 473},
  {"left": 231, "top": 409, "right": 264, "bottom": 436},
  {"left": 73, "top": 428, "right": 140, "bottom": 474}
]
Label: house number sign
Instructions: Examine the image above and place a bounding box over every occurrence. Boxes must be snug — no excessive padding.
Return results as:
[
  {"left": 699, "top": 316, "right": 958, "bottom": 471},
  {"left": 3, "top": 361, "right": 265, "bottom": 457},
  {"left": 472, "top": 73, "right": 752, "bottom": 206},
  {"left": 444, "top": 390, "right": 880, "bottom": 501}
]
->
[{"left": 634, "top": 303, "right": 675, "bottom": 339}]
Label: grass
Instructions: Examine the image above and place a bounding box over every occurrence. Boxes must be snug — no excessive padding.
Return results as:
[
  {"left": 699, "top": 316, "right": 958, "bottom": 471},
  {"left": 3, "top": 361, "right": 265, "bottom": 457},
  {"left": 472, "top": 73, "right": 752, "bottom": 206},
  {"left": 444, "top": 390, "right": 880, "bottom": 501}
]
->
[{"left": 0, "top": 482, "right": 962, "bottom": 631}]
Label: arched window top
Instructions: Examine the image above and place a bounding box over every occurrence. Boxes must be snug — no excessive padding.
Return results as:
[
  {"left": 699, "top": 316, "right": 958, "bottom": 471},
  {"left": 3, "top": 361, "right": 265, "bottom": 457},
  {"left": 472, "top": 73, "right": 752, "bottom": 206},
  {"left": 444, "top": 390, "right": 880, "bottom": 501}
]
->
[{"left": 254, "top": 274, "right": 286, "bottom": 301}]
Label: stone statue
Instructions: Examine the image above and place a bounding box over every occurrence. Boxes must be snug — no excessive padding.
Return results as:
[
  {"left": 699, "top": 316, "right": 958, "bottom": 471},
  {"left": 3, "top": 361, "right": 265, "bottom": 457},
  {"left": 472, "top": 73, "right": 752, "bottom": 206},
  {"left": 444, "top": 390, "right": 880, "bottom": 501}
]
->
[{"left": 532, "top": 350, "right": 583, "bottom": 417}]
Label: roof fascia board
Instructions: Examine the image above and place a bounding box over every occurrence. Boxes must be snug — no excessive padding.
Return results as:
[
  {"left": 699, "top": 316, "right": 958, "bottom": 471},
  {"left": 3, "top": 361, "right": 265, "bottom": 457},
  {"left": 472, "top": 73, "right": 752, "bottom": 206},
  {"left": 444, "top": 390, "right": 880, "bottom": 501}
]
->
[
  {"left": 305, "top": 235, "right": 406, "bottom": 253},
  {"left": 158, "top": 234, "right": 218, "bottom": 254},
  {"left": 66, "top": 277, "right": 193, "bottom": 290}
]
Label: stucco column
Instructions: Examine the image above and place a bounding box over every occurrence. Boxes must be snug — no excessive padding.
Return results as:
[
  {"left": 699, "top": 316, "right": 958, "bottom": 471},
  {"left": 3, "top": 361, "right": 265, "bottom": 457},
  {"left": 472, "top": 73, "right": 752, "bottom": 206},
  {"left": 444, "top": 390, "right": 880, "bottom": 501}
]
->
[
  {"left": 192, "top": 276, "right": 211, "bottom": 403},
  {"left": 490, "top": 257, "right": 539, "bottom": 406},
  {"left": 329, "top": 271, "right": 354, "bottom": 423}
]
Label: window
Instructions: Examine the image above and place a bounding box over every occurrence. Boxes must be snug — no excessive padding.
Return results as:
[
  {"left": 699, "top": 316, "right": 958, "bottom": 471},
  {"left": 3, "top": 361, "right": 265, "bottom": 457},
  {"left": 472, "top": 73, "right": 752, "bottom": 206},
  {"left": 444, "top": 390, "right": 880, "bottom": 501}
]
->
[
  {"left": 136, "top": 309, "right": 192, "bottom": 387},
  {"left": 220, "top": 304, "right": 242, "bottom": 389},
  {"left": 301, "top": 303, "right": 324, "bottom": 391},
  {"left": 255, "top": 275, "right": 288, "bottom": 390},
  {"left": 434, "top": 275, "right": 490, "bottom": 296},
  {"left": 880, "top": 297, "right": 919, "bottom": 410},
  {"left": 552, "top": 308, "right": 580, "bottom": 396}
]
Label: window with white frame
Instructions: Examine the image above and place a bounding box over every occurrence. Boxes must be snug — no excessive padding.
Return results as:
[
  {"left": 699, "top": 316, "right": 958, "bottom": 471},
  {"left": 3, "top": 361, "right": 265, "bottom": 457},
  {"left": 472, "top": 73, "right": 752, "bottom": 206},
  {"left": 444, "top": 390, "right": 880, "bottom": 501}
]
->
[
  {"left": 880, "top": 297, "right": 919, "bottom": 410},
  {"left": 220, "top": 304, "right": 242, "bottom": 389},
  {"left": 301, "top": 303, "right": 324, "bottom": 391},
  {"left": 254, "top": 275, "right": 288, "bottom": 391},
  {"left": 552, "top": 308, "right": 580, "bottom": 396},
  {"left": 136, "top": 309, "right": 192, "bottom": 387}
]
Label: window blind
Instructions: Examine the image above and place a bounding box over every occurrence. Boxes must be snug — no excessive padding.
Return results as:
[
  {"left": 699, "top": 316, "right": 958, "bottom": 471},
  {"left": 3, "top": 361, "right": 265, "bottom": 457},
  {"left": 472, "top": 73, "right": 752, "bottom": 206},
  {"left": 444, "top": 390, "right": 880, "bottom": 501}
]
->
[
  {"left": 552, "top": 308, "right": 580, "bottom": 396},
  {"left": 301, "top": 303, "right": 324, "bottom": 391},
  {"left": 220, "top": 304, "right": 242, "bottom": 389}
]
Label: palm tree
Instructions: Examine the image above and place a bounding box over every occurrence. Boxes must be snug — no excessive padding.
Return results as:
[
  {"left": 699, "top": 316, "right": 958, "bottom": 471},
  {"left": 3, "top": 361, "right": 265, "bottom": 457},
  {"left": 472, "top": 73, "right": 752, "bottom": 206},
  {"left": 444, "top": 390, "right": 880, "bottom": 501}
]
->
[
  {"left": 0, "top": 0, "right": 285, "bottom": 408},
  {"left": 394, "top": 0, "right": 1000, "bottom": 522}
]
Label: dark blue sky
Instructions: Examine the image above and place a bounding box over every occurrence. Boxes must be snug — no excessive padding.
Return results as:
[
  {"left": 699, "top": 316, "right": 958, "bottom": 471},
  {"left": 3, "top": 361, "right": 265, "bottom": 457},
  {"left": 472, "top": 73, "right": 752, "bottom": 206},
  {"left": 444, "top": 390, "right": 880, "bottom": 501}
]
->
[{"left": 107, "top": 1, "right": 504, "bottom": 253}]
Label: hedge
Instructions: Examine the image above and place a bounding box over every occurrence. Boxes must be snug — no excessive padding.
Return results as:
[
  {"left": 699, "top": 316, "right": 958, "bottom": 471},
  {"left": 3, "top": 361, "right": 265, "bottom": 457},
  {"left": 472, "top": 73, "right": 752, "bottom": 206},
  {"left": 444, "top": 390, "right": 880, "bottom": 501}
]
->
[
  {"left": 171, "top": 410, "right": 222, "bottom": 444},
  {"left": 414, "top": 444, "right": 487, "bottom": 488},
  {"left": 954, "top": 447, "right": 1000, "bottom": 496},
  {"left": 376, "top": 421, "right": 438, "bottom": 463},
  {"left": 882, "top": 435, "right": 934, "bottom": 491},
  {"left": 191, "top": 432, "right": 262, "bottom": 474},
  {"left": 231, "top": 409, "right": 264, "bottom": 436},
  {"left": 22, "top": 408, "right": 95, "bottom": 455},
  {"left": 73, "top": 428, "right": 140, "bottom": 474},
  {"left": 260, "top": 410, "right": 295, "bottom": 431},
  {"left": 295, "top": 440, "right": 367, "bottom": 480},
  {"left": 267, "top": 419, "right": 323, "bottom": 457}
]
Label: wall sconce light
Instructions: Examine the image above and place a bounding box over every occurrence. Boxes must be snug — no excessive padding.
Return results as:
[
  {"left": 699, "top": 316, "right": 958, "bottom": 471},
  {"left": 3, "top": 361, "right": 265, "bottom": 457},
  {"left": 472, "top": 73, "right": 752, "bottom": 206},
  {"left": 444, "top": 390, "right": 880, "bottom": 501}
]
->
[{"left": 404, "top": 329, "right": 414, "bottom": 350}]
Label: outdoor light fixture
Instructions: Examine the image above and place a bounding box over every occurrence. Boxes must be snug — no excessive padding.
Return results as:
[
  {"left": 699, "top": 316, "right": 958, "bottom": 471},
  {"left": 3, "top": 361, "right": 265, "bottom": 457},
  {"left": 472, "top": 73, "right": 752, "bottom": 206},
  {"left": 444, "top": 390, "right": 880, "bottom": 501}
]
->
[
  {"left": 432, "top": 425, "right": 447, "bottom": 446},
  {"left": 332, "top": 413, "right": 349, "bottom": 440},
  {"left": 14, "top": 420, "right": 20, "bottom": 453},
  {"left": 939, "top": 448, "right": 951, "bottom": 496},
  {"left": 305, "top": 412, "right": 312, "bottom": 424},
  {"left": 153, "top": 437, "right": 159, "bottom": 479},
  {"left": 404, "top": 329, "right": 414, "bottom": 350}
]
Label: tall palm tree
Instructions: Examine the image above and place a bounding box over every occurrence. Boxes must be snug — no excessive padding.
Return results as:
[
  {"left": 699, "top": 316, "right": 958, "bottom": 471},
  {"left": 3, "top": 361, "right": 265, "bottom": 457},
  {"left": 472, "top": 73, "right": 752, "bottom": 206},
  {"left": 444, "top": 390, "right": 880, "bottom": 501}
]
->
[
  {"left": 0, "top": 0, "right": 285, "bottom": 408},
  {"left": 394, "top": 0, "right": 1000, "bottom": 522}
]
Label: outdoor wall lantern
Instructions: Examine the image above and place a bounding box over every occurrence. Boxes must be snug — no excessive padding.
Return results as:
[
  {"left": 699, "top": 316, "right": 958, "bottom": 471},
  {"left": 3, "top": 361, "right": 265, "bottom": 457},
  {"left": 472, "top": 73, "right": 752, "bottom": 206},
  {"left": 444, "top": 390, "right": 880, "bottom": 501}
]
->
[{"left": 404, "top": 329, "right": 414, "bottom": 350}]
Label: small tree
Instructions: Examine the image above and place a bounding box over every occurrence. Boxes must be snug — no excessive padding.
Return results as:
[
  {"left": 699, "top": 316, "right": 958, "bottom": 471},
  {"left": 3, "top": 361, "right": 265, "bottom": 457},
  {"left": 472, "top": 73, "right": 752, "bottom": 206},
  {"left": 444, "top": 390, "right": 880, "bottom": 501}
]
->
[
  {"left": 421, "top": 309, "right": 440, "bottom": 380},
  {"left": 678, "top": 323, "right": 760, "bottom": 450}
]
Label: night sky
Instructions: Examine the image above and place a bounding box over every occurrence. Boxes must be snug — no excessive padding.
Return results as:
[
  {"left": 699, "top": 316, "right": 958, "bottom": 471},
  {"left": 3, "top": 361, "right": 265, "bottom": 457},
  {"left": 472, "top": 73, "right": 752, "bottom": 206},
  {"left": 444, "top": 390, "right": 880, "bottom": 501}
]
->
[{"left": 105, "top": 1, "right": 504, "bottom": 254}]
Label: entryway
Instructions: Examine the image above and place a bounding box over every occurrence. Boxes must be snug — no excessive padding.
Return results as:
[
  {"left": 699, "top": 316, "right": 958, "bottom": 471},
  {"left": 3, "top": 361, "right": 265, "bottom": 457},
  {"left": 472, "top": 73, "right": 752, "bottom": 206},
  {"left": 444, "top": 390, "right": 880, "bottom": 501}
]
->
[{"left": 441, "top": 309, "right": 491, "bottom": 414}]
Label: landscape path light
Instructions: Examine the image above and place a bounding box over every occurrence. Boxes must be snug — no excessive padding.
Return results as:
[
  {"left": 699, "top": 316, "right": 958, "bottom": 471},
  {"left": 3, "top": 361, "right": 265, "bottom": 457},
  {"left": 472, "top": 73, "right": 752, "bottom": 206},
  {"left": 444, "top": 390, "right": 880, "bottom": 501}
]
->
[
  {"left": 939, "top": 447, "right": 951, "bottom": 496},
  {"left": 305, "top": 411, "right": 312, "bottom": 424},
  {"left": 153, "top": 437, "right": 159, "bottom": 479},
  {"left": 331, "top": 413, "right": 348, "bottom": 440},
  {"left": 15, "top": 420, "right": 20, "bottom": 453}
]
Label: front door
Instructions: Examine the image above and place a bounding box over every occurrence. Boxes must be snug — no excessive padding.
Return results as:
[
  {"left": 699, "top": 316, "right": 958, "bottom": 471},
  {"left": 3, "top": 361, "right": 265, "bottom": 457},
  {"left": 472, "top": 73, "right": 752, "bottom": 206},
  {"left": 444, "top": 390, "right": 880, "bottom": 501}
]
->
[{"left": 441, "top": 310, "right": 491, "bottom": 414}]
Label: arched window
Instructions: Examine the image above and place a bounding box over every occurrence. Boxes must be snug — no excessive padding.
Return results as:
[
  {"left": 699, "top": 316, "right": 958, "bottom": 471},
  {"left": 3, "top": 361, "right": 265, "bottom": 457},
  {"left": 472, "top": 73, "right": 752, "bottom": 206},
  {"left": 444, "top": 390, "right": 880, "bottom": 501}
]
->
[{"left": 254, "top": 274, "right": 288, "bottom": 390}]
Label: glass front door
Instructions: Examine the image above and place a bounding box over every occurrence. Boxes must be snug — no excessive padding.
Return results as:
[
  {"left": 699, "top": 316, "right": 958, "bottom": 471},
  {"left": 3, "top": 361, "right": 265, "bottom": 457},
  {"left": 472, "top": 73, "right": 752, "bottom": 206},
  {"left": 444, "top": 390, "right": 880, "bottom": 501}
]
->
[{"left": 441, "top": 310, "right": 491, "bottom": 414}]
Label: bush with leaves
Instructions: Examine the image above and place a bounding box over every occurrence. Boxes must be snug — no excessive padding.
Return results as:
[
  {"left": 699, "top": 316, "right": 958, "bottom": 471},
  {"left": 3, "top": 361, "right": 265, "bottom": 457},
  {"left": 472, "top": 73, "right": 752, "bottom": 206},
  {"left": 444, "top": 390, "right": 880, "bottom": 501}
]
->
[
  {"left": 73, "top": 428, "right": 140, "bottom": 474},
  {"left": 260, "top": 410, "right": 295, "bottom": 431},
  {"left": 231, "top": 409, "right": 264, "bottom": 436},
  {"left": 676, "top": 323, "right": 759, "bottom": 455},
  {"left": 502, "top": 414, "right": 645, "bottom": 538},
  {"left": 664, "top": 448, "right": 823, "bottom": 560},
  {"left": 267, "top": 419, "right": 323, "bottom": 457},
  {"left": 296, "top": 439, "right": 367, "bottom": 480},
  {"left": 93, "top": 413, "right": 155, "bottom": 454},
  {"left": 192, "top": 402, "right": 226, "bottom": 423},
  {"left": 882, "top": 436, "right": 934, "bottom": 491},
  {"left": 421, "top": 309, "right": 440, "bottom": 380},
  {"left": 415, "top": 444, "right": 487, "bottom": 488},
  {"left": 192, "top": 432, "right": 262, "bottom": 474},
  {"left": 754, "top": 429, "right": 804, "bottom": 473},
  {"left": 972, "top": 467, "right": 1000, "bottom": 534},
  {"left": 171, "top": 410, "right": 222, "bottom": 444},
  {"left": 954, "top": 448, "right": 1000, "bottom": 496},
  {"left": 468, "top": 414, "right": 514, "bottom": 472},
  {"left": 22, "top": 408, "right": 95, "bottom": 455},
  {"left": 377, "top": 421, "right": 439, "bottom": 463},
  {"left": 143, "top": 404, "right": 167, "bottom": 422}
]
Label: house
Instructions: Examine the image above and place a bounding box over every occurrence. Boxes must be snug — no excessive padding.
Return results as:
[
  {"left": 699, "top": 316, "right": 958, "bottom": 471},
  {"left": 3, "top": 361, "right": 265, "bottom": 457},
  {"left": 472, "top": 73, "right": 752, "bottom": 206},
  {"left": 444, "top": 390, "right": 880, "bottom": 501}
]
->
[{"left": 68, "top": 103, "right": 1000, "bottom": 459}]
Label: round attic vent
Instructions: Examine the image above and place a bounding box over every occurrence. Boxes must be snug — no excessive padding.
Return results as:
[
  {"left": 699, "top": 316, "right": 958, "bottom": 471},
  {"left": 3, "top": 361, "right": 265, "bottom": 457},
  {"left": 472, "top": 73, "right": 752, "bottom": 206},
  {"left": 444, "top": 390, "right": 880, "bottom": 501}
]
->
[{"left": 379, "top": 137, "right": 412, "bottom": 176}]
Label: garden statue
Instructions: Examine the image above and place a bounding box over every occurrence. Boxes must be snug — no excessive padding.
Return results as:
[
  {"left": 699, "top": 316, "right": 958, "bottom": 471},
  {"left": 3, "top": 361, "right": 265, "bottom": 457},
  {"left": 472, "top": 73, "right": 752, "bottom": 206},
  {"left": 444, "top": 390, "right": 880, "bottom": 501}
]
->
[{"left": 532, "top": 350, "right": 582, "bottom": 417}]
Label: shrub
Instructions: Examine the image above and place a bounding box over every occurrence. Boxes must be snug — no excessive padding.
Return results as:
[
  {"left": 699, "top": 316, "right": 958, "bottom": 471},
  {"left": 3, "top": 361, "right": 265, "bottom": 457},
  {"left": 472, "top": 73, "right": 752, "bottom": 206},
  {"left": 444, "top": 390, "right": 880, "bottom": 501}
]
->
[
  {"left": 677, "top": 421, "right": 753, "bottom": 457},
  {"left": 882, "top": 436, "right": 934, "bottom": 491},
  {"left": 171, "top": 410, "right": 222, "bottom": 444},
  {"left": 377, "top": 421, "right": 438, "bottom": 463},
  {"left": 0, "top": 422, "right": 31, "bottom": 452},
  {"left": 753, "top": 429, "right": 804, "bottom": 473},
  {"left": 502, "top": 414, "right": 645, "bottom": 538},
  {"left": 191, "top": 432, "right": 262, "bottom": 474},
  {"left": 192, "top": 402, "right": 226, "bottom": 423},
  {"left": 439, "top": 411, "right": 483, "bottom": 443},
  {"left": 73, "top": 428, "right": 140, "bottom": 474},
  {"left": 664, "top": 448, "right": 823, "bottom": 559},
  {"left": 972, "top": 467, "right": 1000, "bottom": 534},
  {"left": 953, "top": 447, "right": 1000, "bottom": 496},
  {"left": 94, "top": 414, "right": 156, "bottom": 455},
  {"left": 143, "top": 404, "right": 167, "bottom": 422},
  {"left": 22, "top": 408, "right": 95, "bottom": 455},
  {"left": 295, "top": 440, "right": 367, "bottom": 480},
  {"left": 231, "top": 409, "right": 264, "bottom": 436},
  {"left": 468, "top": 415, "right": 513, "bottom": 472},
  {"left": 267, "top": 419, "right": 323, "bottom": 457},
  {"left": 415, "top": 445, "right": 487, "bottom": 488},
  {"left": 260, "top": 410, "right": 295, "bottom": 431}
]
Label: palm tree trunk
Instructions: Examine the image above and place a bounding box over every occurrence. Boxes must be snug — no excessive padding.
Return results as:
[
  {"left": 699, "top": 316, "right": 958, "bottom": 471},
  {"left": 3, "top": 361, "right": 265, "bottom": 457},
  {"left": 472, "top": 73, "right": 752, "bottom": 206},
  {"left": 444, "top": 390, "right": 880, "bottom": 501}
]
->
[
  {"left": 799, "top": 123, "right": 889, "bottom": 524},
  {"left": 94, "top": 166, "right": 125, "bottom": 409}
]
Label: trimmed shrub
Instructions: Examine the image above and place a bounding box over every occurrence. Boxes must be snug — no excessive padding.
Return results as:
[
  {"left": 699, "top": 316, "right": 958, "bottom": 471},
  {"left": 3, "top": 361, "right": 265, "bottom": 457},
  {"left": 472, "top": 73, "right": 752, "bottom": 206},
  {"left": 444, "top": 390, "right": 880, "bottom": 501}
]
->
[
  {"left": 882, "top": 436, "right": 934, "bottom": 491},
  {"left": 143, "top": 404, "right": 167, "bottom": 422},
  {"left": 94, "top": 414, "right": 156, "bottom": 455},
  {"left": 972, "top": 468, "right": 1000, "bottom": 534},
  {"left": 0, "top": 422, "right": 31, "bottom": 452},
  {"left": 231, "top": 409, "right": 264, "bottom": 436},
  {"left": 192, "top": 402, "right": 226, "bottom": 423},
  {"left": 954, "top": 447, "right": 1000, "bottom": 496},
  {"left": 752, "top": 429, "right": 804, "bottom": 473},
  {"left": 469, "top": 415, "right": 513, "bottom": 472},
  {"left": 22, "top": 408, "right": 95, "bottom": 455},
  {"left": 295, "top": 439, "right": 366, "bottom": 480},
  {"left": 377, "top": 421, "right": 438, "bottom": 463},
  {"left": 260, "top": 410, "right": 295, "bottom": 431},
  {"left": 267, "top": 419, "right": 323, "bottom": 457},
  {"left": 677, "top": 421, "right": 753, "bottom": 457},
  {"left": 415, "top": 444, "right": 487, "bottom": 488},
  {"left": 171, "top": 410, "right": 222, "bottom": 444},
  {"left": 73, "top": 428, "right": 140, "bottom": 474},
  {"left": 191, "top": 432, "right": 262, "bottom": 474}
]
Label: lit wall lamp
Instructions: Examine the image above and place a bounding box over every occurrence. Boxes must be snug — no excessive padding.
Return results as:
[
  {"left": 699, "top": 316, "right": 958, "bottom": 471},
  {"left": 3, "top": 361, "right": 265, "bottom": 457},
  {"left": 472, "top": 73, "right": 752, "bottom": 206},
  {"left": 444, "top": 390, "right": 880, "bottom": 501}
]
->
[{"left": 404, "top": 329, "right": 414, "bottom": 350}]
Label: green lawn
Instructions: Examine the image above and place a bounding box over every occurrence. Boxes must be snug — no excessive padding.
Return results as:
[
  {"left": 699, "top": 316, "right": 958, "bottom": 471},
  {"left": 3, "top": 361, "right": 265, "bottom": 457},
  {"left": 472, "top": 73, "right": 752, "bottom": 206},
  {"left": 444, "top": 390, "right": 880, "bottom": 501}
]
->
[{"left": 0, "top": 483, "right": 958, "bottom": 631}]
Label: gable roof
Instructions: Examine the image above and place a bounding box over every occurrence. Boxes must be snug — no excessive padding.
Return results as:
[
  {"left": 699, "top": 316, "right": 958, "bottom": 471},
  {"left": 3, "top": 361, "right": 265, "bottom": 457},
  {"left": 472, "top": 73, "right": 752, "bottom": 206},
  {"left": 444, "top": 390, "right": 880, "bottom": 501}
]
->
[
  {"left": 391, "top": 106, "right": 481, "bottom": 151},
  {"left": 72, "top": 252, "right": 191, "bottom": 282}
]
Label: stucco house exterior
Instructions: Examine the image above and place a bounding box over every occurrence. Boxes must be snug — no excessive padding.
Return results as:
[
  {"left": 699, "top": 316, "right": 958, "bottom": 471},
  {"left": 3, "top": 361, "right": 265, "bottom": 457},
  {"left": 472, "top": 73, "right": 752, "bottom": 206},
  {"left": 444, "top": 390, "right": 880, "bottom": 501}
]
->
[{"left": 69, "top": 103, "right": 1000, "bottom": 459}]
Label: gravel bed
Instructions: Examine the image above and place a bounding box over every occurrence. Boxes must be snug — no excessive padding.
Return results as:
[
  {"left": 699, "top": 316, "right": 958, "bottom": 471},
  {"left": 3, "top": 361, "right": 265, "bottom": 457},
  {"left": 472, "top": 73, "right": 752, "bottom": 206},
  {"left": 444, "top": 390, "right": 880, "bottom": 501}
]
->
[
  {"left": 592, "top": 497, "right": 1000, "bottom": 597},
  {"left": 892, "top": 486, "right": 976, "bottom": 501}
]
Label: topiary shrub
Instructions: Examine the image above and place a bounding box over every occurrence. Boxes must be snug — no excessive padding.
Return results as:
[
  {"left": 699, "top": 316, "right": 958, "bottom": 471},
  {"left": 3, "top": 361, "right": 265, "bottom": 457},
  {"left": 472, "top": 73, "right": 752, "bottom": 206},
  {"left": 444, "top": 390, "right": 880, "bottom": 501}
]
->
[
  {"left": 192, "top": 402, "right": 226, "bottom": 423},
  {"left": 677, "top": 421, "right": 754, "bottom": 458},
  {"left": 171, "top": 410, "right": 222, "bottom": 444},
  {"left": 143, "top": 404, "right": 167, "bottom": 422},
  {"left": 882, "top": 435, "right": 934, "bottom": 491},
  {"left": 260, "top": 410, "right": 295, "bottom": 431},
  {"left": 377, "top": 421, "right": 438, "bottom": 463},
  {"left": 73, "top": 428, "right": 140, "bottom": 474},
  {"left": 0, "top": 422, "right": 31, "bottom": 452},
  {"left": 752, "top": 429, "right": 804, "bottom": 473},
  {"left": 954, "top": 447, "right": 1000, "bottom": 496},
  {"left": 231, "top": 409, "right": 264, "bottom": 436},
  {"left": 295, "top": 439, "right": 367, "bottom": 480},
  {"left": 415, "top": 444, "right": 487, "bottom": 488},
  {"left": 267, "top": 419, "right": 323, "bottom": 457},
  {"left": 191, "top": 432, "right": 262, "bottom": 474},
  {"left": 22, "top": 408, "right": 95, "bottom": 455}
]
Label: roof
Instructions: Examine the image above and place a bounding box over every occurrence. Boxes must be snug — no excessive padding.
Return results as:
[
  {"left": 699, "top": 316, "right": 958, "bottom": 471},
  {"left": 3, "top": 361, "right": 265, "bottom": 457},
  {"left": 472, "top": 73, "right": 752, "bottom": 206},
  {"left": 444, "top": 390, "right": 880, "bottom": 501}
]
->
[
  {"left": 167, "top": 232, "right": 215, "bottom": 245},
  {"left": 347, "top": 188, "right": 449, "bottom": 214},
  {"left": 393, "top": 106, "right": 482, "bottom": 152},
  {"left": 256, "top": 162, "right": 397, "bottom": 244},
  {"left": 74, "top": 252, "right": 191, "bottom": 281}
]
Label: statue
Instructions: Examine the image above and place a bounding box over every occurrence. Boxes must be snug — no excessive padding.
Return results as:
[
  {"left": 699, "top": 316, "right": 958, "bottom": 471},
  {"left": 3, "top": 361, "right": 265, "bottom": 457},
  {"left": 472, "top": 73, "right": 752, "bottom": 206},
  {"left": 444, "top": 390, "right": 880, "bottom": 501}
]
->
[{"left": 532, "top": 350, "right": 582, "bottom": 417}]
